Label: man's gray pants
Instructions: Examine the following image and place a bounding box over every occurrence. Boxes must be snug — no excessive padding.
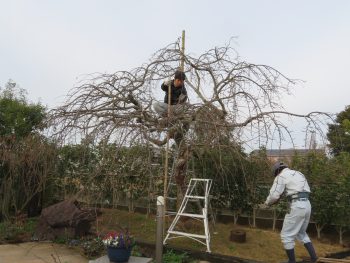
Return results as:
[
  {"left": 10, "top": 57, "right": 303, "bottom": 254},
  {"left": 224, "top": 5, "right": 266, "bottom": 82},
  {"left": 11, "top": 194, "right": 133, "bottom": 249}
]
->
[
  {"left": 280, "top": 200, "right": 312, "bottom": 249},
  {"left": 153, "top": 101, "right": 187, "bottom": 116}
]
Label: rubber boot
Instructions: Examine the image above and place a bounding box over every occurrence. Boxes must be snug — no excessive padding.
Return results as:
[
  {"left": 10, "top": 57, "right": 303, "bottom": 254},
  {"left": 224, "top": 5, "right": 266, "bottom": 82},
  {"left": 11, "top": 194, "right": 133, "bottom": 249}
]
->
[
  {"left": 281, "top": 249, "right": 296, "bottom": 263},
  {"left": 304, "top": 242, "right": 317, "bottom": 263},
  {"left": 282, "top": 249, "right": 296, "bottom": 263}
]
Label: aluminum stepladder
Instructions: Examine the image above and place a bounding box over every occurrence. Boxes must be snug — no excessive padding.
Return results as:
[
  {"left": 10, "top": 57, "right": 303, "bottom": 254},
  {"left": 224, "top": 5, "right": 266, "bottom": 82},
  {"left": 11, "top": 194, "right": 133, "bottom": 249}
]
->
[{"left": 163, "top": 178, "right": 213, "bottom": 252}]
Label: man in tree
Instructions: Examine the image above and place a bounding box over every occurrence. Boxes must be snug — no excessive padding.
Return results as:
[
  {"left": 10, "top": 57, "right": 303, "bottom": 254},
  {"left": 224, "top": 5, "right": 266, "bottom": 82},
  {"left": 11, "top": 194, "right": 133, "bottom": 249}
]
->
[
  {"left": 263, "top": 162, "right": 317, "bottom": 263},
  {"left": 153, "top": 70, "right": 188, "bottom": 116}
]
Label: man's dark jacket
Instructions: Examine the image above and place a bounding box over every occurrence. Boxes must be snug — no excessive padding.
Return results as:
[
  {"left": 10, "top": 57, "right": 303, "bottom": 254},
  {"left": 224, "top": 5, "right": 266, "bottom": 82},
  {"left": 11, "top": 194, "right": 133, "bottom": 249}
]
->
[{"left": 161, "top": 80, "right": 188, "bottom": 105}]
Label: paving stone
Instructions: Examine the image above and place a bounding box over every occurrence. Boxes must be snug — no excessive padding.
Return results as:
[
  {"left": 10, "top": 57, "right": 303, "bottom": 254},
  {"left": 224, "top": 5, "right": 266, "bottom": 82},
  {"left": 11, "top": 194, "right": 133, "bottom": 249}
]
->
[{"left": 0, "top": 242, "right": 87, "bottom": 263}]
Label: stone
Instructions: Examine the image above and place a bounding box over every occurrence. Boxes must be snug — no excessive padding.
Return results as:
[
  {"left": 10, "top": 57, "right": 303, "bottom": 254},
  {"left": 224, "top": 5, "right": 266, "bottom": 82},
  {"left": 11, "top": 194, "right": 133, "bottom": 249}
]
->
[{"left": 34, "top": 199, "right": 96, "bottom": 240}]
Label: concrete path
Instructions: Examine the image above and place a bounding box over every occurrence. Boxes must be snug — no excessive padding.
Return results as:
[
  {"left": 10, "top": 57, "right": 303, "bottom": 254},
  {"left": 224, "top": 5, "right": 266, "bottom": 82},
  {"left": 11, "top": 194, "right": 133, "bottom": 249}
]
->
[
  {"left": 0, "top": 242, "right": 87, "bottom": 263},
  {"left": 0, "top": 243, "right": 153, "bottom": 263}
]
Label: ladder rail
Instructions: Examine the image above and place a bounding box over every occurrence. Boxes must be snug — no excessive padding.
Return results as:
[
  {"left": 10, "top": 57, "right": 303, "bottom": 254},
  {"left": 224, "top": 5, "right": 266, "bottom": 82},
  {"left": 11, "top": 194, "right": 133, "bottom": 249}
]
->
[
  {"left": 164, "top": 178, "right": 212, "bottom": 253},
  {"left": 165, "top": 234, "right": 207, "bottom": 247}
]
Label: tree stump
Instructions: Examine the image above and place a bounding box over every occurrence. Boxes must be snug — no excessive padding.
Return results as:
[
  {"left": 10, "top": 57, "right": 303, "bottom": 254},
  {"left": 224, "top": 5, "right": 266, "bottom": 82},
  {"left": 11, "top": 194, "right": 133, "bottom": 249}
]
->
[{"left": 230, "top": 229, "right": 246, "bottom": 243}]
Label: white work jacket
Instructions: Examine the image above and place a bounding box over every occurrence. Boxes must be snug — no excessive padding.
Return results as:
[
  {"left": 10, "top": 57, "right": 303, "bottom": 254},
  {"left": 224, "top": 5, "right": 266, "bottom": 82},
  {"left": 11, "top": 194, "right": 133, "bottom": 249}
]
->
[{"left": 264, "top": 168, "right": 311, "bottom": 206}]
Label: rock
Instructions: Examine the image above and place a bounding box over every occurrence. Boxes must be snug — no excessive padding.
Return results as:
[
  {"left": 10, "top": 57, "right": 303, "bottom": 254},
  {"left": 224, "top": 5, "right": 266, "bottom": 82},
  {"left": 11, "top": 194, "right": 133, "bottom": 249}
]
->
[{"left": 34, "top": 199, "right": 96, "bottom": 240}]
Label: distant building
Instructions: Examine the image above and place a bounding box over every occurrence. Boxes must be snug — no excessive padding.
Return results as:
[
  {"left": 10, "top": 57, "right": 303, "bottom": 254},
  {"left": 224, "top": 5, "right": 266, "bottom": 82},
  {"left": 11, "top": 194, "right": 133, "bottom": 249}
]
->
[
  {"left": 251, "top": 148, "right": 325, "bottom": 164},
  {"left": 266, "top": 149, "right": 302, "bottom": 164}
]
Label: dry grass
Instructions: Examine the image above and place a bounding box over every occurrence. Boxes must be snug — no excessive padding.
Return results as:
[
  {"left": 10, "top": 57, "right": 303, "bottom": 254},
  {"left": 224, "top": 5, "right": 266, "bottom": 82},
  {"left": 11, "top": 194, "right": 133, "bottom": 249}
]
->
[{"left": 96, "top": 208, "right": 347, "bottom": 263}]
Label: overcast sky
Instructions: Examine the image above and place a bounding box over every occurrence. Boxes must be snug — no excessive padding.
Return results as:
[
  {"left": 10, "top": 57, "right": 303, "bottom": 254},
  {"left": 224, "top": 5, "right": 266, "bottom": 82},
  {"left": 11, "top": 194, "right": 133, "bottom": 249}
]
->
[{"left": 1, "top": 0, "right": 349, "bottom": 148}]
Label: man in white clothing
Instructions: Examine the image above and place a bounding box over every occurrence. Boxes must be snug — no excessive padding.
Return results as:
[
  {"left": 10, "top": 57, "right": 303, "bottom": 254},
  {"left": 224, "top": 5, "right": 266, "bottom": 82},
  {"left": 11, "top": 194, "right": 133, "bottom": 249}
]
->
[{"left": 264, "top": 162, "right": 317, "bottom": 263}]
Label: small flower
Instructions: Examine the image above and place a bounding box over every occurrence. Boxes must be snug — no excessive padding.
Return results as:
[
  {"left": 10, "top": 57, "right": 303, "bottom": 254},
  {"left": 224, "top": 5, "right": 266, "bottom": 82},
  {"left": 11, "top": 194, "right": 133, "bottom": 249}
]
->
[{"left": 101, "top": 231, "right": 134, "bottom": 248}]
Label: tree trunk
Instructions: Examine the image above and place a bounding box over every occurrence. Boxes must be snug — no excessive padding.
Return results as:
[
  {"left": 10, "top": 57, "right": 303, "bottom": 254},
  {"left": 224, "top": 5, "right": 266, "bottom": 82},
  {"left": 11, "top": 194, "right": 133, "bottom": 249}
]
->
[
  {"left": 316, "top": 228, "right": 321, "bottom": 240},
  {"left": 233, "top": 212, "right": 239, "bottom": 225},
  {"left": 147, "top": 190, "right": 151, "bottom": 217},
  {"left": 315, "top": 223, "right": 324, "bottom": 240},
  {"left": 112, "top": 188, "right": 117, "bottom": 208},
  {"left": 173, "top": 141, "right": 191, "bottom": 209},
  {"left": 27, "top": 192, "right": 42, "bottom": 217},
  {"left": 1, "top": 178, "right": 12, "bottom": 220},
  {"left": 339, "top": 226, "right": 344, "bottom": 245},
  {"left": 252, "top": 208, "right": 257, "bottom": 228},
  {"left": 128, "top": 189, "right": 134, "bottom": 212}
]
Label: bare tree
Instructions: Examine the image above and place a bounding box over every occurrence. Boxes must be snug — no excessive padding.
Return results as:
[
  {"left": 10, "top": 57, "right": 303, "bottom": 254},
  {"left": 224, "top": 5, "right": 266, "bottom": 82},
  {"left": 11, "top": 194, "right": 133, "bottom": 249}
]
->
[
  {"left": 49, "top": 39, "right": 331, "bottom": 204},
  {"left": 0, "top": 135, "right": 56, "bottom": 220}
]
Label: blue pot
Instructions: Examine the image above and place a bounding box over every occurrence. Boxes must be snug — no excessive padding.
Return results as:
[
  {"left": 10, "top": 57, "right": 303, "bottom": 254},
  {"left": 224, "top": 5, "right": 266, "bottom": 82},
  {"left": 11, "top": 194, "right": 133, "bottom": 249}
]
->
[{"left": 107, "top": 246, "right": 132, "bottom": 263}]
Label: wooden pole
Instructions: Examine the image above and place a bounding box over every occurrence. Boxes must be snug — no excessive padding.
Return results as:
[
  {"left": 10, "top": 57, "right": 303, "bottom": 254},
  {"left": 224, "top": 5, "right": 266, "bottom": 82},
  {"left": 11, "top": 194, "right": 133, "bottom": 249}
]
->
[
  {"left": 163, "top": 30, "right": 186, "bottom": 226},
  {"left": 163, "top": 78, "right": 171, "bottom": 214},
  {"left": 180, "top": 30, "right": 185, "bottom": 71},
  {"left": 155, "top": 196, "right": 164, "bottom": 263}
]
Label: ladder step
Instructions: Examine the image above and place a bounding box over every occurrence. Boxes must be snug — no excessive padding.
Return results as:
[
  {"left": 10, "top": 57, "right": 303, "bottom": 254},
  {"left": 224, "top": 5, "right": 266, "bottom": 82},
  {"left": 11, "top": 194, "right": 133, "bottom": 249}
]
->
[
  {"left": 185, "top": 195, "right": 205, "bottom": 199},
  {"left": 167, "top": 230, "right": 206, "bottom": 239},
  {"left": 165, "top": 197, "right": 177, "bottom": 200},
  {"left": 190, "top": 179, "right": 210, "bottom": 182},
  {"left": 187, "top": 199, "right": 202, "bottom": 203},
  {"left": 178, "top": 212, "right": 205, "bottom": 219},
  {"left": 166, "top": 211, "right": 177, "bottom": 216}
]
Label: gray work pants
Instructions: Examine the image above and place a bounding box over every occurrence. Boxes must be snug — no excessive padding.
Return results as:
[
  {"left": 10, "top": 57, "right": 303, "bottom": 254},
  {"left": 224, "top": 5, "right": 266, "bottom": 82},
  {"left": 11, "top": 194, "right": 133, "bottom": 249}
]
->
[
  {"left": 280, "top": 200, "right": 312, "bottom": 249},
  {"left": 153, "top": 101, "right": 187, "bottom": 116}
]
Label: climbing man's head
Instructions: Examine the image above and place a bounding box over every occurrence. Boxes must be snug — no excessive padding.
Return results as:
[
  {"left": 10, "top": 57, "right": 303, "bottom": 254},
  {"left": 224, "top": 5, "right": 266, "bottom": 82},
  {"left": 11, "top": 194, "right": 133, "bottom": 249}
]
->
[
  {"left": 174, "top": 70, "right": 186, "bottom": 81},
  {"left": 174, "top": 70, "right": 186, "bottom": 88}
]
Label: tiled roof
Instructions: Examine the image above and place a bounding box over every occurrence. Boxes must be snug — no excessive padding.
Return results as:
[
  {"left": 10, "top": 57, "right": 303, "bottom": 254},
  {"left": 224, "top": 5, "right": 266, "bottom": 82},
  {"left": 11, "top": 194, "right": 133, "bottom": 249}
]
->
[
  {"left": 265, "top": 149, "right": 323, "bottom": 157},
  {"left": 252, "top": 149, "right": 324, "bottom": 157}
]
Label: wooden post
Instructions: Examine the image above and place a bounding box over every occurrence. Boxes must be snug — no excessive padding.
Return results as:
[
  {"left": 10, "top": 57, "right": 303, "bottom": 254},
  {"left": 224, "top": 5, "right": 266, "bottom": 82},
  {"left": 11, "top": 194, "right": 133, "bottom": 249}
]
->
[
  {"left": 163, "top": 30, "right": 186, "bottom": 225},
  {"left": 177, "top": 30, "right": 186, "bottom": 209},
  {"left": 180, "top": 30, "right": 185, "bottom": 71},
  {"left": 163, "top": 80, "right": 171, "bottom": 213},
  {"left": 156, "top": 196, "right": 165, "bottom": 263}
]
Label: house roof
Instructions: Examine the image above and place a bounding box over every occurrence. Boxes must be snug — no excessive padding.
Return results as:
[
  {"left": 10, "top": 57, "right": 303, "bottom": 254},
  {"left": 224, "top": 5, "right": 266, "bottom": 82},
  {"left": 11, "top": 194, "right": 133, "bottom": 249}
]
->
[
  {"left": 265, "top": 148, "right": 323, "bottom": 157},
  {"left": 250, "top": 148, "right": 324, "bottom": 157}
]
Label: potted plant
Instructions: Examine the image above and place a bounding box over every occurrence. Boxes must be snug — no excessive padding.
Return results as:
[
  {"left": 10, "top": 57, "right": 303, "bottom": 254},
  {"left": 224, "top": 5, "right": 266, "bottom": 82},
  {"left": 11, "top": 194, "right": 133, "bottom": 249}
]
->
[{"left": 102, "top": 230, "right": 135, "bottom": 263}]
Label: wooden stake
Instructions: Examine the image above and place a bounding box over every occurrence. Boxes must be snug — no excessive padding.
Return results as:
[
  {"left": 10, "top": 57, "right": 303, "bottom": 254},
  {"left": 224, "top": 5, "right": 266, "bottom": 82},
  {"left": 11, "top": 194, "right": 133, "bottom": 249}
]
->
[
  {"left": 163, "top": 79, "right": 171, "bottom": 214},
  {"left": 163, "top": 30, "right": 186, "bottom": 227},
  {"left": 180, "top": 30, "right": 185, "bottom": 71}
]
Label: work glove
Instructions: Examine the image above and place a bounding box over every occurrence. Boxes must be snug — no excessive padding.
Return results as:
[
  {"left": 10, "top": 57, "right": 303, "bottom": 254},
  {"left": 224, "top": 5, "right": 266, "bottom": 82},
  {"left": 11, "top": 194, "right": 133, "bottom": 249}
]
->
[{"left": 163, "top": 79, "right": 172, "bottom": 87}]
